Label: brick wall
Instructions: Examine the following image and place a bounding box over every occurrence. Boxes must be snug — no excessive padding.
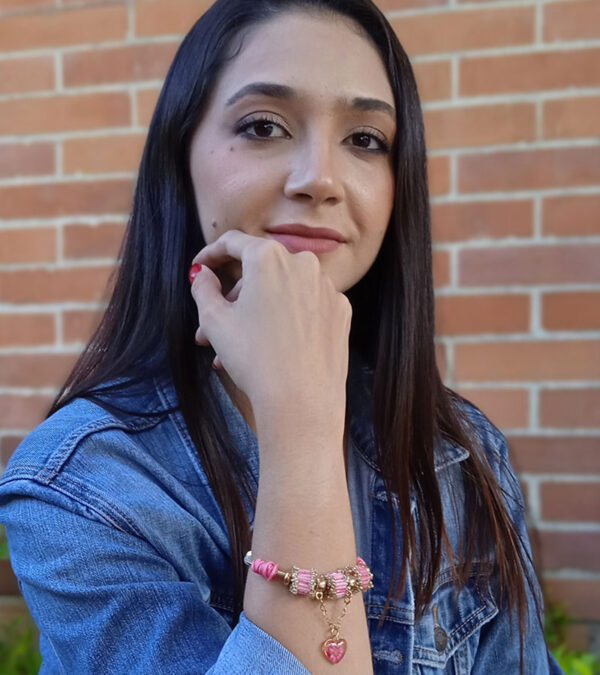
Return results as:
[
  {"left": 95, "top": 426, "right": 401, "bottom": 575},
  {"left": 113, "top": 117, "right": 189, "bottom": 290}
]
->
[{"left": 0, "top": 0, "right": 598, "bottom": 654}]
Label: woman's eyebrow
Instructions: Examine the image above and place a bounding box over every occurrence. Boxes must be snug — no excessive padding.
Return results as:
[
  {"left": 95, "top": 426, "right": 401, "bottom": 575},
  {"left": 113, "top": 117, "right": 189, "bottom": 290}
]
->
[{"left": 225, "top": 81, "right": 396, "bottom": 120}]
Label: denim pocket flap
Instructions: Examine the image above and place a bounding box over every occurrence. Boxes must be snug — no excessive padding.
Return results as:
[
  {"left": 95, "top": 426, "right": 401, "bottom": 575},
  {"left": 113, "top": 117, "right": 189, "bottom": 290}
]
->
[{"left": 412, "top": 570, "right": 498, "bottom": 669}]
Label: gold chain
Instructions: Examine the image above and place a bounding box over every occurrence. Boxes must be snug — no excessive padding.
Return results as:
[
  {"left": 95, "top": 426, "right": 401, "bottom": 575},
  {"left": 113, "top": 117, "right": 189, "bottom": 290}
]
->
[{"left": 317, "top": 589, "right": 354, "bottom": 640}]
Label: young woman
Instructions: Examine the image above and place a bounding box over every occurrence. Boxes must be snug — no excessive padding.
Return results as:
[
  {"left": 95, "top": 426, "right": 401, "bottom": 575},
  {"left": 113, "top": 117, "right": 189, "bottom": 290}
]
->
[{"left": 0, "top": 0, "right": 562, "bottom": 673}]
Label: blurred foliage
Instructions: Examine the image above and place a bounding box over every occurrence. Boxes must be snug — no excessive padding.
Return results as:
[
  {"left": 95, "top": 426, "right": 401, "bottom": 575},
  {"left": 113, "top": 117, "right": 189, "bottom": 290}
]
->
[
  {"left": 545, "top": 600, "right": 600, "bottom": 675},
  {"left": 0, "top": 525, "right": 8, "bottom": 560},
  {"left": 0, "top": 617, "right": 41, "bottom": 675}
]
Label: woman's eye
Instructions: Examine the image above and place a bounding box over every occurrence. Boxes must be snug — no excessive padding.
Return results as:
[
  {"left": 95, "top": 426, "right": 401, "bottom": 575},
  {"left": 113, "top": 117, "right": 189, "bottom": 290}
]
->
[
  {"left": 349, "top": 131, "right": 389, "bottom": 154},
  {"left": 235, "top": 116, "right": 389, "bottom": 154},
  {"left": 236, "top": 116, "right": 288, "bottom": 140}
]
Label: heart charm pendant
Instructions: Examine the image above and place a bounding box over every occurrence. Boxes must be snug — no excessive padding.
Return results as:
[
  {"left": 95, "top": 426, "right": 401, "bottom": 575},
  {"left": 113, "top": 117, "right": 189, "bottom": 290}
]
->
[{"left": 321, "top": 638, "right": 347, "bottom": 664}]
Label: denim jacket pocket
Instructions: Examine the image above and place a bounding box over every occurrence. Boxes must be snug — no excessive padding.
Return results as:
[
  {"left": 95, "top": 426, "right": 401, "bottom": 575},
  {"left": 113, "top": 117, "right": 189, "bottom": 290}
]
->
[{"left": 412, "top": 566, "right": 498, "bottom": 674}]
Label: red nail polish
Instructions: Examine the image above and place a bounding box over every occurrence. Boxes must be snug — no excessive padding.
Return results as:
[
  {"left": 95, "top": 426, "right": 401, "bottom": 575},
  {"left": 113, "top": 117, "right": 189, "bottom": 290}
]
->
[{"left": 188, "top": 263, "right": 202, "bottom": 285}]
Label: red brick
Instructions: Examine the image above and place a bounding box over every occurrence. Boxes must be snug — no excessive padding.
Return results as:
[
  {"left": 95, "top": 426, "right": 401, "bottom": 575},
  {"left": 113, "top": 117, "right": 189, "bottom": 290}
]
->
[
  {"left": 543, "top": 97, "right": 600, "bottom": 139},
  {"left": 0, "top": 353, "right": 78, "bottom": 388},
  {"left": 135, "top": 0, "right": 212, "bottom": 36},
  {"left": 63, "top": 222, "right": 125, "bottom": 259},
  {"left": 0, "top": 142, "right": 54, "bottom": 179},
  {"left": 428, "top": 155, "right": 450, "bottom": 196},
  {"left": 424, "top": 103, "right": 535, "bottom": 150},
  {"left": 0, "top": 0, "right": 52, "bottom": 12},
  {"left": 0, "top": 435, "right": 23, "bottom": 466},
  {"left": 63, "top": 42, "right": 178, "bottom": 87},
  {"left": 390, "top": 6, "right": 534, "bottom": 56},
  {"left": 63, "top": 308, "right": 104, "bottom": 344},
  {"left": 0, "top": 92, "right": 130, "bottom": 135},
  {"left": 0, "top": 266, "right": 115, "bottom": 304},
  {"left": 0, "top": 180, "right": 133, "bottom": 219},
  {"left": 542, "top": 292, "right": 600, "bottom": 331},
  {"left": 459, "top": 244, "right": 600, "bottom": 286},
  {"left": 458, "top": 147, "right": 600, "bottom": 193},
  {"left": 0, "top": 394, "right": 52, "bottom": 429},
  {"left": 540, "top": 389, "right": 600, "bottom": 429},
  {"left": 0, "top": 5, "right": 127, "bottom": 51},
  {"left": 433, "top": 250, "right": 449, "bottom": 288},
  {"left": 542, "top": 195, "right": 600, "bottom": 237},
  {"left": 432, "top": 200, "right": 533, "bottom": 243},
  {"left": 0, "top": 313, "right": 55, "bottom": 347},
  {"left": 136, "top": 87, "right": 160, "bottom": 127},
  {"left": 460, "top": 48, "right": 600, "bottom": 96},
  {"left": 536, "top": 531, "right": 600, "bottom": 572},
  {"left": 540, "top": 483, "right": 600, "bottom": 522},
  {"left": 435, "top": 294, "right": 529, "bottom": 335},
  {"left": 454, "top": 340, "right": 600, "bottom": 382},
  {"left": 376, "top": 0, "right": 448, "bottom": 10},
  {"left": 506, "top": 436, "right": 599, "bottom": 474},
  {"left": 413, "top": 60, "right": 451, "bottom": 103},
  {"left": 544, "top": 0, "right": 600, "bottom": 42},
  {"left": 0, "top": 55, "right": 54, "bottom": 95},
  {"left": 0, "top": 227, "right": 56, "bottom": 264},
  {"left": 58, "top": 0, "right": 125, "bottom": 6},
  {"left": 456, "top": 387, "right": 529, "bottom": 429},
  {"left": 544, "top": 579, "right": 600, "bottom": 621},
  {"left": 63, "top": 135, "right": 145, "bottom": 174}
]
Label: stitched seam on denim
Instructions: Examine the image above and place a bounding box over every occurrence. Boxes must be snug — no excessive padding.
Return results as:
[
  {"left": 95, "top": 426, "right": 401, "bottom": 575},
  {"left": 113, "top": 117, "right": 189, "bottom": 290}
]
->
[
  {"left": 34, "top": 414, "right": 166, "bottom": 485},
  {"left": 413, "top": 604, "right": 499, "bottom": 665},
  {"left": 168, "top": 408, "right": 210, "bottom": 486},
  {"left": 53, "top": 474, "right": 144, "bottom": 537},
  {"left": 366, "top": 605, "right": 414, "bottom": 622},
  {"left": 155, "top": 377, "right": 210, "bottom": 487},
  {"left": 413, "top": 600, "right": 498, "bottom": 661},
  {"left": 0, "top": 475, "right": 140, "bottom": 539},
  {"left": 35, "top": 416, "right": 117, "bottom": 484}
]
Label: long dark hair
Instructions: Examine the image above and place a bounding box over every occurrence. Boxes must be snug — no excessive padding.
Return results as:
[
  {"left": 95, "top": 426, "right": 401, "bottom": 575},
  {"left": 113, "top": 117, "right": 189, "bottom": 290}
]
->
[{"left": 48, "top": 1, "right": 541, "bottom": 671}]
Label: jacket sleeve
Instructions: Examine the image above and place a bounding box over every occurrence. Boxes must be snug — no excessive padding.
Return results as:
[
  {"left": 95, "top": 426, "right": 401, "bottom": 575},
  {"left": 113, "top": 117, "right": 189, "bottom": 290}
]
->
[
  {"left": 472, "top": 433, "right": 564, "bottom": 675},
  {"left": 0, "top": 481, "right": 310, "bottom": 675}
]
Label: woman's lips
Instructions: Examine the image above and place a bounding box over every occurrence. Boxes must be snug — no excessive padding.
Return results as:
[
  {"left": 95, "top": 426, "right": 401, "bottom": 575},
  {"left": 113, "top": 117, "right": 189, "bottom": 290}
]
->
[{"left": 266, "top": 233, "right": 341, "bottom": 254}]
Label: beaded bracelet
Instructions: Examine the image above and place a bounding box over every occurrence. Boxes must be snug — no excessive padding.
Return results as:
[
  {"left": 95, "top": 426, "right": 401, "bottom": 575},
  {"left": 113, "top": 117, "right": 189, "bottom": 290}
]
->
[{"left": 243, "top": 550, "right": 373, "bottom": 664}]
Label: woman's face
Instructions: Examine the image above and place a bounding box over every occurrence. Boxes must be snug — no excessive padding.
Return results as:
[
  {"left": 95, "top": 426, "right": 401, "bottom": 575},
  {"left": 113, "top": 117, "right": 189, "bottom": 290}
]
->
[{"left": 189, "top": 10, "right": 396, "bottom": 293}]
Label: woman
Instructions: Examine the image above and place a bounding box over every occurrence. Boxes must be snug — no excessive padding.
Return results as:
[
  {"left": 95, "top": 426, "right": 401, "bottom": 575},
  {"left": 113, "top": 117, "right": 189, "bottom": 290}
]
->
[{"left": 0, "top": 0, "right": 562, "bottom": 673}]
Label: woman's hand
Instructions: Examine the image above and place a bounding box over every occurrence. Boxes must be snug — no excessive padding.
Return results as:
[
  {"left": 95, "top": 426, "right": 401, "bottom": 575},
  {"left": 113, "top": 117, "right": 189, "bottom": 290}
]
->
[{"left": 189, "top": 230, "right": 352, "bottom": 426}]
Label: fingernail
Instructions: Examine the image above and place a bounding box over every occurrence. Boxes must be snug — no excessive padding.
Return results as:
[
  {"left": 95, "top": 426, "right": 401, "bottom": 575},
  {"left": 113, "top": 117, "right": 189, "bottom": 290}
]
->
[{"left": 188, "top": 263, "right": 202, "bottom": 285}]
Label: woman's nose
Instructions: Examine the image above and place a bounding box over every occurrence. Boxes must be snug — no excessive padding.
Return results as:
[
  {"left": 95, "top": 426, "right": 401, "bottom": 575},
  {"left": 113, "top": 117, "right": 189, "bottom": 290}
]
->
[{"left": 283, "top": 133, "right": 344, "bottom": 204}]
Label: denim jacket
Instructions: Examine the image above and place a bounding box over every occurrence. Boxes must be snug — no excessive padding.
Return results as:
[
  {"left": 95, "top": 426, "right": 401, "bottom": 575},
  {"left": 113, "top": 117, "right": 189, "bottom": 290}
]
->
[{"left": 0, "top": 354, "right": 562, "bottom": 674}]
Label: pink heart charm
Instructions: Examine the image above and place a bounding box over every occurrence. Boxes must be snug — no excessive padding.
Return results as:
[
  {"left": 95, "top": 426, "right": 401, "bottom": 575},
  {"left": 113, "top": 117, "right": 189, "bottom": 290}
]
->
[{"left": 321, "top": 638, "right": 347, "bottom": 664}]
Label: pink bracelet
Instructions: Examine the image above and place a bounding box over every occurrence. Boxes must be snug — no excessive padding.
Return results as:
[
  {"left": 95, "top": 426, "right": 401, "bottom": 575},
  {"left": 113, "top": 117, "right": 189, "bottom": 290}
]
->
[{"left": 243, "top": 551, "right": 373, "bottom": 665}]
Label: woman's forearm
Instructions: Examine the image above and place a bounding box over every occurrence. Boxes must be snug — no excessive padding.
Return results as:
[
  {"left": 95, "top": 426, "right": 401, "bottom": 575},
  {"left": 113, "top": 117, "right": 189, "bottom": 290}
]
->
[{"left": 243, "top": 412, "right": 373, "bottom": 674}]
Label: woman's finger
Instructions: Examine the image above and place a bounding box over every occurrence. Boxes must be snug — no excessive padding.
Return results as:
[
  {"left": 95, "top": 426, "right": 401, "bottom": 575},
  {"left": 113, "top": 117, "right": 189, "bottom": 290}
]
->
[
  {"left": 224, "top": 277, "right": 243, "bottom": 302},
  {"left": 189, "top": 263, "right": 231, "bottom": 346},
  {"left": 194, "top": 274, "right": 243, "bottom": 347},
  {"left": 191, "top": 229, "right": 276, "bottom": 271}
]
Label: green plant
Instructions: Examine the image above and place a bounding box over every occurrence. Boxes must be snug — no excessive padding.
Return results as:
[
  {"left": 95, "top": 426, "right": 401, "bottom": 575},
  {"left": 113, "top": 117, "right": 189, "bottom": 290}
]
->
[
  {"left": 0, "top": 525, "right": 8, "bottom": 560},
  {"left": 545, "top": 600, "right": 600, "bottom": 675},
  {"left": 0, "top": 616, "right": 41, "bottom": 675}
]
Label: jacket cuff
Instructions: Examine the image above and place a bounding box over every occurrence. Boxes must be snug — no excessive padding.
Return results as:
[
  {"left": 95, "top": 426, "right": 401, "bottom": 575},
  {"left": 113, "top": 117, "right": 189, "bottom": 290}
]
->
[{"left": 209, "top": 610, "right": 311, "bottom": 674}]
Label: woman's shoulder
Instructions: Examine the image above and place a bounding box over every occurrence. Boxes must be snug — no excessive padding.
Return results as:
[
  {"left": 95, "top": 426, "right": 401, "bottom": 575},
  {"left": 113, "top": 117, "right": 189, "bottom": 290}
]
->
[
  {"left": 2, "top": 376, "right": 169, "bottom": 480},
  {"left": 0, "top": 373, "right": 212, "bottom": 530}
]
